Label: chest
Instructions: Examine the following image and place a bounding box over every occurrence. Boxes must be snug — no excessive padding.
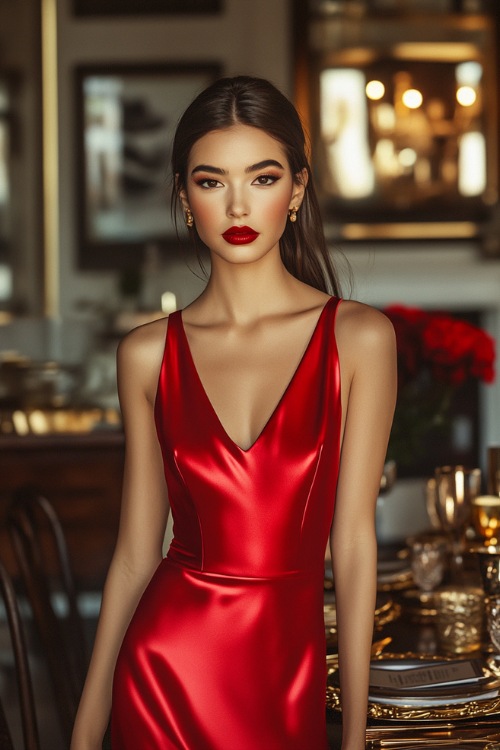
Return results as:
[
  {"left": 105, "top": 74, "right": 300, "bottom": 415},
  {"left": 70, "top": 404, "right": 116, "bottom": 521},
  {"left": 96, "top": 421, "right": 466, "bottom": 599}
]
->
[{"left": 181, "top": 323, "right": 320, "bottom": 452}]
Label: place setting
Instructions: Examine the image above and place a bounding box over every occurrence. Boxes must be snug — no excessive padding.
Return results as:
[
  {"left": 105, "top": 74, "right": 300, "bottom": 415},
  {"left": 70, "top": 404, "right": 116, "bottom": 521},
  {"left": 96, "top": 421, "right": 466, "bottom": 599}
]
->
[{"left": 327, "top": 457, "right": 500, "bottom": 736}]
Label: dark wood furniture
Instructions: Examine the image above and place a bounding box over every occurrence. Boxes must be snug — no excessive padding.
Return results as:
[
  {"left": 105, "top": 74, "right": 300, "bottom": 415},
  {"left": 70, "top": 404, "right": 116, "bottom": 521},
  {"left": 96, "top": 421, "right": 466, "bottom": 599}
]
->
[
  {"left": 0, "top": 558, "right": 40, "bottom": 750},
  {"left": 0, "top": 431, "right": 124, "bottom": 590},
  {"left": 8, "top": 492, "right": 88, "bottom": 744}
]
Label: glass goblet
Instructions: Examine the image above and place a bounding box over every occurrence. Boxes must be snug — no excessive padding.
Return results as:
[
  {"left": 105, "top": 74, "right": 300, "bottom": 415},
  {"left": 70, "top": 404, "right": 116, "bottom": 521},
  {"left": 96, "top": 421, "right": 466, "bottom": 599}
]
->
[
  {"left": 487, "top": 596, "right": 500, "bottom": 652},
  {"left": 410, "top": 537, "right": 447, "bottom": 593},
  {"left": 434, "top": 465, "right": 481, "bottom": 580}
]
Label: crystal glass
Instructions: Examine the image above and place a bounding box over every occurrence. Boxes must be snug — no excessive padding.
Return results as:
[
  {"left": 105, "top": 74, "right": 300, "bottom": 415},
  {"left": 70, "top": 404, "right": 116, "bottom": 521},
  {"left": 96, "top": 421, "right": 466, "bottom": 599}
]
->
[
  {"left": 476, "top": 547, "right": 500, "bottom": 598},
  {"left": 433, "top": 465, "right": 481, "bottom": 579},
  {"left": 434, "top": 586, "right": 484, "bottom": 655},
  {"left": 410, "top": 537, "right": 447, "bottom": 592},
  {"left": 487, "top": 596, "right": 500, "bottom": 652},
  {"left": 469, "top": 543, "right": 500, "bottom": 652}
]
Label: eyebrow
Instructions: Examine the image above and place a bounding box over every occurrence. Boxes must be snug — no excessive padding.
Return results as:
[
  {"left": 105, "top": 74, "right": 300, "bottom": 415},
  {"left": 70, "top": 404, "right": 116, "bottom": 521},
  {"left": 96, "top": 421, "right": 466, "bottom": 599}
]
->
[{"left": 191, "top": 159, "right": 285, "bottom": 176}]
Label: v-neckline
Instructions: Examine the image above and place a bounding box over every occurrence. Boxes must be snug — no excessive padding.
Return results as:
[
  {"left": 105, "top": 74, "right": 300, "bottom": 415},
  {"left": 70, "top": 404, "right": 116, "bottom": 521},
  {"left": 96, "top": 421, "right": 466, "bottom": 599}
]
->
[{"left": 179, "top": 297, "right": 334, "bottom": 453}]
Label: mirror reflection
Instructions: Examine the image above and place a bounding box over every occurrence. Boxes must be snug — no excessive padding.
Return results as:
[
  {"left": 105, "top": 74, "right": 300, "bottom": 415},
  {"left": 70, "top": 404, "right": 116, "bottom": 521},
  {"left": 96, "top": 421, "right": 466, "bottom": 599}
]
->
[{"left": 305, "top": 4, "right": 497, "bottom": 236}]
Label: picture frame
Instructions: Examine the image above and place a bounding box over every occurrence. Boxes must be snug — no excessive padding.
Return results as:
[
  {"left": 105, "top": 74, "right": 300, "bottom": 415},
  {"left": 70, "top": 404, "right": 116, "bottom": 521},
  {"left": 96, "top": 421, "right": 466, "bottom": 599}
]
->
[
  {"left": 75, "top": 63, "right": 221, "bottom": 269},
  {"left": 73, "top": 0, "right": 223, "bottom": 17}
]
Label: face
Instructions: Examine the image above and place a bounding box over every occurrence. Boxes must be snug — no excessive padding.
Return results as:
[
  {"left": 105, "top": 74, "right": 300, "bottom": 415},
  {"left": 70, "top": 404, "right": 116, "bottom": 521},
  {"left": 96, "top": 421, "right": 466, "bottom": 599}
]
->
[{"left": 179, "top": 124, "right": 306, "bottom": 267}]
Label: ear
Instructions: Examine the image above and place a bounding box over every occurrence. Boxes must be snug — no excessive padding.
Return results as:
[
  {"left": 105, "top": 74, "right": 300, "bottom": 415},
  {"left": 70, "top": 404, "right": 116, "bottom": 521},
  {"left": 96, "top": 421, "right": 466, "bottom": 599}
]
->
[
  {"left": 289, "top": 168, "right": 309, "bottom": 210},
  {"left": 175, "top": 174, "right": 191, "bottom": 213}
]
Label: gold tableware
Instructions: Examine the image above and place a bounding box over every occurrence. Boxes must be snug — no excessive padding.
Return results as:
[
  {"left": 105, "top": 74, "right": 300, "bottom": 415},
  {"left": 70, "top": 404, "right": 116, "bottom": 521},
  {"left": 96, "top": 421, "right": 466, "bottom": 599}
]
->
[
  {"left": 367, "top": 739, "right": 500, "bottom": 749},
  {"left": 434, "top": 587, "right": 484, "bottom": 655},
  {"left": 433, "top": 466, "right": 482, "bottom": 580},
  {"left": 471, "top": 495, "right": 500, "bottom": 547},
  {"left": 327, "top": 652, "right": 500, "bottom": 720}
]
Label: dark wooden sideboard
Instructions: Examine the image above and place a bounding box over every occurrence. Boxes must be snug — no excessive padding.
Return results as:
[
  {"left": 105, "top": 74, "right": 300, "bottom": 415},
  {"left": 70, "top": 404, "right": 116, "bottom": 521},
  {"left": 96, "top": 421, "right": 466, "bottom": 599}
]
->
[{"left": 0, "top": 431, "right": 125, "bottom": 590}]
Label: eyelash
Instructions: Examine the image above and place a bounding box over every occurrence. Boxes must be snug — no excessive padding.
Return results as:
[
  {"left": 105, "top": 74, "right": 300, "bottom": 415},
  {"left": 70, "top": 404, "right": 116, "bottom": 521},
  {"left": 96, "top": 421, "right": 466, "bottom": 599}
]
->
[
  {"left": 253, "top": 174, "right": 280, "bottom": 186},
  {"left": 195, "top": 178, "right": 222, "bottom": 189},
  {"left": 194, "top": 174, "right": 281, "bottom": 189}
]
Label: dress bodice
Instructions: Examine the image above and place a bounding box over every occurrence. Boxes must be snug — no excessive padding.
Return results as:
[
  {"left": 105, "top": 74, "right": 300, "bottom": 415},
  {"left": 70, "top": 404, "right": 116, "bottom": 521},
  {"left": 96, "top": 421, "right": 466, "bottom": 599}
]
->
[{"left": 154, "top": 296, "right": 342, "bottom": 578}]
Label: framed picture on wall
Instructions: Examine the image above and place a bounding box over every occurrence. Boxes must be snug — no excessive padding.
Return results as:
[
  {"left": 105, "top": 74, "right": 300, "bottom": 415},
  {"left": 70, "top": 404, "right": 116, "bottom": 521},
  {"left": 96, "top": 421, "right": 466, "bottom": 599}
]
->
[
  {"left": 75, "top": 63, "right": 220, "bottom": 269},
  {"left": 74, "top": 0, "right": 223, "bottom": 17}
]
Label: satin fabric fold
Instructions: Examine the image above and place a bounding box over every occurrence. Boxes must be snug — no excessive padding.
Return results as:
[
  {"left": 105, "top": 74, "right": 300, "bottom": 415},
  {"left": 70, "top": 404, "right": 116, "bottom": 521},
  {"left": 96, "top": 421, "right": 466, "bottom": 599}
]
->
[{"left": 112, "top": 296, "right": 342, "bottom": 749}]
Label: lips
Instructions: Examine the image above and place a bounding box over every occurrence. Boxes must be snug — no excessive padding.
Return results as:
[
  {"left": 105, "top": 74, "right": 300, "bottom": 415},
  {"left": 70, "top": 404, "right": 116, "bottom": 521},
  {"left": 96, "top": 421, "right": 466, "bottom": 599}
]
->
[{"left": 222, "top": 226, "right": 259, "bottom": 245}]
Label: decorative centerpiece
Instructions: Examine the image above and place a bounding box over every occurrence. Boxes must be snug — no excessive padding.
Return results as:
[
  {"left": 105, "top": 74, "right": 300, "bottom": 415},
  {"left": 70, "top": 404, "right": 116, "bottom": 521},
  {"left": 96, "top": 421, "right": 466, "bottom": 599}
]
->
[{"left": 383, "top": 304, "right": 496, "bottom": 469}]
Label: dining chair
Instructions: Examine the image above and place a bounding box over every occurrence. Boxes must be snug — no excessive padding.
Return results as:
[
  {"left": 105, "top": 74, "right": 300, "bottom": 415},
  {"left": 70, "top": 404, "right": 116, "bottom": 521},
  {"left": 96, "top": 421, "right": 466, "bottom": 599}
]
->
[
  {"left": 0, "top": 557, "right": 40, "bottom": 750},
  {"left": 7, "top": 489, "right": 87, "bottom": 746}
]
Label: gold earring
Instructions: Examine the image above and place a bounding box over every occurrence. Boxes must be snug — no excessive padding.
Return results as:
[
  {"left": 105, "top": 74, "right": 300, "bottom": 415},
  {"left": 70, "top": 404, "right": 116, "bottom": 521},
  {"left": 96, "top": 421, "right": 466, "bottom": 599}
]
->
[
  {"left": 289, "top": 206, "right": 298, "bottom": 223},
  {"left": 185, "top": 208, "right": 194, "bottom": 228}
]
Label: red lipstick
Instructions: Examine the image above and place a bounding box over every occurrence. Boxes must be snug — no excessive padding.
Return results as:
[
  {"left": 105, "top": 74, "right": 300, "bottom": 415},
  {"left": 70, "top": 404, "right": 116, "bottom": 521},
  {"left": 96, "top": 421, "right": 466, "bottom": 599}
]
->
[{"left": 222, "top": 226, "right": 259, "bottom": 245}]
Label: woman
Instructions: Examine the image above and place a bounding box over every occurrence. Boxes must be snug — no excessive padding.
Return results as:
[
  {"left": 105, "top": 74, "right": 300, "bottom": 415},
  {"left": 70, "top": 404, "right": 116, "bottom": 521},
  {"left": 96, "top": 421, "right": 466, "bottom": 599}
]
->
[{"left": 71, "top": 76, "right": 396, "bottom": 750}]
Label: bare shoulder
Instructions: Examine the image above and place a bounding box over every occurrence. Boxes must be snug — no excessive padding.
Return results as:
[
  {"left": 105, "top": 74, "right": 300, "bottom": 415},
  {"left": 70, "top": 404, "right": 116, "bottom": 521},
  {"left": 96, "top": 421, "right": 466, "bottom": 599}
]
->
[
  {"left": 117, "top": 316, "right": 170, "bottom": 402},
  {"left": 118, "top": 315, "right": 169, "bottom": 360},
  {"left": 337, "top": 299, "right": 394, "bottom": 344},
  {"left": 336, "top": 300, "right": 396, "bottom": 369}
]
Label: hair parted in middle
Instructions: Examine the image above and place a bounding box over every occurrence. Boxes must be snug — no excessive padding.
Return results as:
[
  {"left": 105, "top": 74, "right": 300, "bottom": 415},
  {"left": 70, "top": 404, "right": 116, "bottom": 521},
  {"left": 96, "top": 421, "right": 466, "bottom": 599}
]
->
[{"left": 171, "top": 75, "right": 341, "bottom": 297}]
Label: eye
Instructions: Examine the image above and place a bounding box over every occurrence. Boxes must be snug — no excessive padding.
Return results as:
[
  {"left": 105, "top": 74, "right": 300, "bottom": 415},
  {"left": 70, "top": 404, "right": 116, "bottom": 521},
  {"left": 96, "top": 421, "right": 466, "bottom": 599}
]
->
[
  {"left": 252, "top": 174, "right": 280, "bottom": 186},
  {"left": 195, "top": 178, "right": 223, "bottom": 189}
]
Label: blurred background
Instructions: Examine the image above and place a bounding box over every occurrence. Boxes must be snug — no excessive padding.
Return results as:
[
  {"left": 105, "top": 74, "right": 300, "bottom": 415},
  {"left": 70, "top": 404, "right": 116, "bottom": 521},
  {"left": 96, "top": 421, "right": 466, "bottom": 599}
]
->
[
  {"left": 0, "top": 0, "right": 499, "bottom": 561},
  {"left": 0, "top": 1, "right": 500, "bottom": 745}
]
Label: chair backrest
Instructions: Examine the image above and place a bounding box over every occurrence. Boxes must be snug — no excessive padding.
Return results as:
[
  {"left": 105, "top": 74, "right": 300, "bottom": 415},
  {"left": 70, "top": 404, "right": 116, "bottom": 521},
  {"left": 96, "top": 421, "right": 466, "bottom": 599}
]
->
[
  {"left": 7, "top": 489, "right": 87, "bottom": 745},
  {"left": 0, "top": 557, "right": 40, "bottom": 750},
  {"left": 0, "top": 701, "right": 15, "bottom": 750}
]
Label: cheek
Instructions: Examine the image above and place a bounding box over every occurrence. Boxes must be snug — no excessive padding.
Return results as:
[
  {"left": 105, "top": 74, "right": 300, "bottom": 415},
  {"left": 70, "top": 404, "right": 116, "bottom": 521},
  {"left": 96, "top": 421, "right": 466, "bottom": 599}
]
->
[
  {"left": 258, "top": 188, "right": 292, "bottom": 221},
  {"left": 188, "top": 196, "right": 214, "bottom": 229},
  {"left": 260, "top": 191, "right": 293, "bottom": 225}
]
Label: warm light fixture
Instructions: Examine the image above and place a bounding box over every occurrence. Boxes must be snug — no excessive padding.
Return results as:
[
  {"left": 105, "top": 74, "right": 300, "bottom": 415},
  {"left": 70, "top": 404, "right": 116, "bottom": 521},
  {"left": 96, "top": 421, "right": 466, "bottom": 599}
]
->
[
  {"left": 365, "top": 80, "right": 385, "bottom": 101},
  {"left": 398, "top": 148, "right": 417, "bottom": 168},
  {"left": 458, "top": 131, "right": 486, "bottom": 196},
  {"left": 392, "top": 43, "right": 480, "bottom": 62},
  {"left": 456, "top": 85, "right": 477, "bottom": 107},
  {"left": 402, "top": 88, "right": 423, "bottom": 109},
  {"left": 320, "top": 69, "right": 375, "bottom": 199}
]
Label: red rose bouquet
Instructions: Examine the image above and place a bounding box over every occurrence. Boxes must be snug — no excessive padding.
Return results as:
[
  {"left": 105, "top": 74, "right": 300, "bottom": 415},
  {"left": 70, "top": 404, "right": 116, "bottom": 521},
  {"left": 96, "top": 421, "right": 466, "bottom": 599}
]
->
[{"left": 383, "top": 304, "right": 496, "bottom": 467}]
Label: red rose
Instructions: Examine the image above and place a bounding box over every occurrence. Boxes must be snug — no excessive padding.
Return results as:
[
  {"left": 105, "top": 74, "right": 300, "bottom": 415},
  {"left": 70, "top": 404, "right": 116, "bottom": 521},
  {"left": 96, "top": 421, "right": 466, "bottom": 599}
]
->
[{"left": 382, "top": 305, "right": 496, "bottom": 387}]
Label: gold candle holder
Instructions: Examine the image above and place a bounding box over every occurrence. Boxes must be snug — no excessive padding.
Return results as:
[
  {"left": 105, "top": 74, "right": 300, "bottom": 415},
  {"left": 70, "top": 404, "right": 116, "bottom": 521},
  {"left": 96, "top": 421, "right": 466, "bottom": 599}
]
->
[
  {"left": 434, "top": 586, "right": 484, "bottom": 655},
  {"left": 472, "top": 495, "right": 500, "bottom": 547}
]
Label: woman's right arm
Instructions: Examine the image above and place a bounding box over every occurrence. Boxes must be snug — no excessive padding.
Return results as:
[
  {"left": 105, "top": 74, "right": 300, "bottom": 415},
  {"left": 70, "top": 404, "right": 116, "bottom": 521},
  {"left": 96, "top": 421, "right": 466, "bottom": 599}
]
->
[{"left": 71, "top": 322, "right": 170, "bottom": 750}]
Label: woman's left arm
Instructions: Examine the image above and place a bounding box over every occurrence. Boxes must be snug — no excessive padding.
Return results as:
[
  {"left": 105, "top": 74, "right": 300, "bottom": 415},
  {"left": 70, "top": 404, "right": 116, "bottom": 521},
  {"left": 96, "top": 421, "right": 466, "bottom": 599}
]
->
[{"left": 331, "top": 303, "right": 397, "bottom": 750}]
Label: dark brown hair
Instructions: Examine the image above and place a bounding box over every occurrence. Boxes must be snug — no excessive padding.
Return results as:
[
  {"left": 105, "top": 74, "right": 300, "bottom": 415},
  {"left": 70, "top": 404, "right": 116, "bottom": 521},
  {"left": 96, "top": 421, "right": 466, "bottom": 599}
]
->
[{"left": 171, "top": 75, "right": 341, "bottom": 296}]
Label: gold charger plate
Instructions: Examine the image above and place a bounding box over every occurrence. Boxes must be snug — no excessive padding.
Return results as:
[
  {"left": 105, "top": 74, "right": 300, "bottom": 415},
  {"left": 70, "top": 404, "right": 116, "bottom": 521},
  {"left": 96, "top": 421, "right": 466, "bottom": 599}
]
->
[{"left": 326, "top": 652, "right": 500, "bottom": 721}]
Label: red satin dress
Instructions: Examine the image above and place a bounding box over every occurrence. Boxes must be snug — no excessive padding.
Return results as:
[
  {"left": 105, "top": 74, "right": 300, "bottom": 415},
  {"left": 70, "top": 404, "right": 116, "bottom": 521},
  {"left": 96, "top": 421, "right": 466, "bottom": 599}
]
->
[{"left": 111, "top": 296, "right": 342, "bottom": 749}]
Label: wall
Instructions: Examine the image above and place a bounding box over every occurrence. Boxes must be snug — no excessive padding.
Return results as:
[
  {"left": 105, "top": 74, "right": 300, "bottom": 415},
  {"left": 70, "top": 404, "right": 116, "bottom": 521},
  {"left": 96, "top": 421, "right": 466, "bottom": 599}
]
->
[
  {"left": 342, "top": 240, "right": 500, "bottom": 454},
  {"left": 0, "top": 0, "right": 43, "bottom": 312},
  {"left": 55, "top": 0, "right": 291, "bottom": 317},
  {"left": 52, "top": 0, "right": 500, "bottom": 454}
]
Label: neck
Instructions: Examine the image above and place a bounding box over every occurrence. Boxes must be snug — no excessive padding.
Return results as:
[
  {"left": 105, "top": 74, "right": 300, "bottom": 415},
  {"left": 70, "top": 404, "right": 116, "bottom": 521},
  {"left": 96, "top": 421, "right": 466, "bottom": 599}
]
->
[{"left": 200, "top": 250, "right": 301, "bottom": 325}]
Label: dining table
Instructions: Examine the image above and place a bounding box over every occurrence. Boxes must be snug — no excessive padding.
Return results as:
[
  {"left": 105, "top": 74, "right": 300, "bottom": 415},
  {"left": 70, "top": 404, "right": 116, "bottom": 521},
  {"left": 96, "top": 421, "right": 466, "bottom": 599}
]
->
[{"left": 324, "top": 543, "right": 500, "bottom": 750}]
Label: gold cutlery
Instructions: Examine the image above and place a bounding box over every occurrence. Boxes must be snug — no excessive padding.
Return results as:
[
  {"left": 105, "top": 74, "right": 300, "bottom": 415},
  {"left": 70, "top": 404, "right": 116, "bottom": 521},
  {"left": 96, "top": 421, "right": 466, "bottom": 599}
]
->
[
  {"left": 367, "top": 739, "right": 500, "bottom": 749},
  {"left": 366, "top": 726, "right": 500, "bottom": 748}
]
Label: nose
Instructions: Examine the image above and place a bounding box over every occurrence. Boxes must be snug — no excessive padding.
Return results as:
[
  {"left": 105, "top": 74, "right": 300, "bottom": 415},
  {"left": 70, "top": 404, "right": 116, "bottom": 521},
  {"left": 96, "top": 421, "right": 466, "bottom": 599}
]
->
[{"left": 226, "top": 187, "right": 249, "bottom": 219}]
